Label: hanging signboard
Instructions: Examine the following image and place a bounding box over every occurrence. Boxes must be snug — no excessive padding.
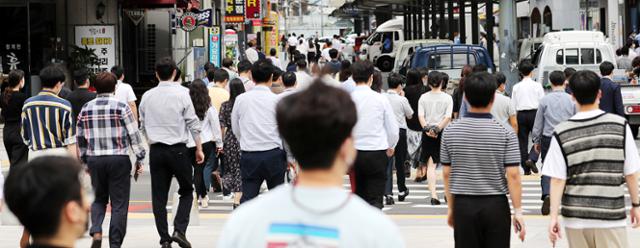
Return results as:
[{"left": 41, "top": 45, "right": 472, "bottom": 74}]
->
[
  {"left": 74, "top": 25, "right": 116, "bottom": 73},
  {"left": 179, "top": 9, "right": 213, "bottom": 32},
  {"left": 245, "top": 0, "right": 261, "bottom": 19},
  {"left": 209, "top": 26, "right": 222, "bottom": 67},
  {"left": 225, "top": 0, "right": 245, "bottom": 23},
  {"left": 125, "top": 9, "right": 145, "bottom": 26}
]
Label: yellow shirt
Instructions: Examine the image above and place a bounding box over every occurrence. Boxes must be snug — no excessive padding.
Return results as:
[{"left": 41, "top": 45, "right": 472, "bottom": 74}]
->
[{"left": 208, "top": 86, "right": 230, "bottom": 111}]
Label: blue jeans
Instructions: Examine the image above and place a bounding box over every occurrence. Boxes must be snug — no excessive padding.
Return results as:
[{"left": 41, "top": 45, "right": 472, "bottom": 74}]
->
[
  {"left": 203, "top": 150, "right": 219, "bottom": 191},
  {"left": 540, "top": 136, "right": 552, "bottom": 200}
]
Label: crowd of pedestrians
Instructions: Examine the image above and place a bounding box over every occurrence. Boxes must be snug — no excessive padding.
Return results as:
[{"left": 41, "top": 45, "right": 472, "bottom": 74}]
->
[{"left": 0, "top": 43, "right": 639, "bottom": 248}]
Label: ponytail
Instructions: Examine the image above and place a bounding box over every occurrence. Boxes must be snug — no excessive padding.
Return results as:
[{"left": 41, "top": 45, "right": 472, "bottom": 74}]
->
[{"left": 3, "top": 69, "right": 24, "bottom": 106}]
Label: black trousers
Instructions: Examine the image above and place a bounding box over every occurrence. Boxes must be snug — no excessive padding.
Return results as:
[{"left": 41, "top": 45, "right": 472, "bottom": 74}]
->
[
  {"left": 454, "top": 195, "right": 511, "bottom": 248},
  {"left": 389, "top": 129, "right": 408, "bottom": 193},
  {"left": 87, "top": 155, "right": 131, "bottom": 248},
  {"left": 239, "top": 148, "right": 287, "bottom": 203},
  {"left": 188, "top": 142, "right": 214, "bottom": 198},
  {"left": 354, "top": 150, "right": 388, "bottom": 209},
  {"left": 288, "top": 45, "right": 297, "bottom": 61},
  {"left": 149, "top": 143, "right": 193, "bottom": 244},
  {"left": 3, "top": 122, "right": 28, "bottom": 169},
  {"left": 517, "top": 109, "right": 537, "bottom": 173}
]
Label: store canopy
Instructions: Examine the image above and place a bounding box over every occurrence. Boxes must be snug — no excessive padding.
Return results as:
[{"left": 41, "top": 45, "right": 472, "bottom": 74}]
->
[{"left": 119, "top": 0, "right": 189, "bottom": 8}]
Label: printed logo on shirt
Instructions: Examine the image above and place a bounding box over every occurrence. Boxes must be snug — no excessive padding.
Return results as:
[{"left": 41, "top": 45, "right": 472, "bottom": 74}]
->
[{"left": 266, "top": 223, "right": 339, "bottom": 248}]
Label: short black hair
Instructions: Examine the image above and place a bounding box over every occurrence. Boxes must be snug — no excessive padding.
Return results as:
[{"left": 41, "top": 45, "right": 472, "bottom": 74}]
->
[
  {"left": 621, "top": 46, "right": 630, "bottom": 56},
  {"left": 406, "top": 68, "right": 422, "bottom": 86},
  {"left": 277, "top": 81, "right": 357, "bottom": 170},
  {"left": 464, "top": 72, "right": 497, "bottom": 108},
  {"left": 237, "top": 60, "right": 253, "bottom": 73},
  {"left": 564, "top": 67, "right": 577, "bottom": 80},
  {"left": 427, "top": 71, "right": 443, "bottom": 88},
  {"left": 40, "top": 65, "right": 66, "bottom": 89},
  {"left": 633, "top": 57, "right": 640, "bottom": 68},
  {"left": 206, "top": 68, "right": 215, "bottom": 82},
  {"left": 222, "top": 58, "right": 234, "bottom": 68},
  {"left": 272, "top": 69, "right": 284, "bottom": 82},
  {"left": 94, "top": 71, "right": 117, "bottom": 93},
  {"left": 4, "top": 156, "right": 83, "bottom": 239},
  {"left": 282, "top": 71, "right": 297, "bottom": 87},
  {"left": 518, "top": 59, "right": 535, "bottom": 76},
  {"left": 329, "top": 49, "right": 339, "bottom": 59},
  {"left": 73, "top": 68, "right": 89, "bottom": 86},
  {"left": 155, "top": 57, "right": 177, "bottom": 81},
  {"left": 174, "top": 68, "right": 182, "bottom": 82},
  {"left": 203, "top": 62, "right": 216, "bottom": 72},
  {"left": 472, "top": 64, "right": 488, "bottom": 72},
  {"left": 599, "top": 61, "right": 615, "bottom": 76},
  {"left": 296, "top": 59, "right": 307, "bottom": 69},
  {"left": 442, "top": 73, "right": 450, "bottom": 90},
  {"left": 549, "top": 71, "right": 566, "bottom": 86},
  {"left": 495, "top": 72, "right": 506, "bottom": 86},
  {"left": 351, "top": 61, "right": 375, "bottom": 83},
  {"left": 251, "top": 59, "right": 275, "bottom": 83},
  {"left": 569, "top": 70, "right": 601, "bottom": 105},
  {"left": 270, "top": 48, "right": 277, "bottom": 56},
  {"left": 294, "top": 53, "right": 306, "bottom": 62},
  {"left": 213, "top": 68, "right": 229, "bottom": 82},
  {"left": 110, "top": 65, "right": 124, "bottom": 79},
  {"left": 387, "top": 73, "right": 404, "bottom": 89}
]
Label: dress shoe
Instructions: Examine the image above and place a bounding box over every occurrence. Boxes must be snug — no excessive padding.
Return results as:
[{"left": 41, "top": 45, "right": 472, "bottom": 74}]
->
[
  {"left": 541, "top": 195, "right": 551, "bottom": 216},
  {"left": 398, "top": 190, "right": 410, "bottom": 202},
  {"left": 161, "top": 242, "right": 172, "bottom": 248},
  {"left": 91, "top": 239, "right": 101, "bottom": 248},
  {"left": 172, "top": 231, "right": 192, "bottom": 248},
  {"left": 430, "top": 198, "right": 441, "bottom": 205},
  {"left": 385, "top": 195, "right": 395, "bottom": 205},
  {"left": 525, "top": 160, "right": 539, "bottom": 174},
  {"left": 524, "top": 171, "right": 532, "bottom": 176}
]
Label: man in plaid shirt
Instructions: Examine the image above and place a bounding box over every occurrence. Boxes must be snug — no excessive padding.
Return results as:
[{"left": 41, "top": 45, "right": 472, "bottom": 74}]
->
[{"left": 76, "top": 72, "right": 146, "bottom": 248}]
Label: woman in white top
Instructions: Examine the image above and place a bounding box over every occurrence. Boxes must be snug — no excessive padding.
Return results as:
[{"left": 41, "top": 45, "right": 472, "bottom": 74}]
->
[
  {"left": 188, "top": 80, "right": 223, "bottom": 208},
  {"left": 296, "top": 39, "right": 308, "bottom": 58},
  {"left": 417, "top": 71, "right": 453, "bottom": 205}
]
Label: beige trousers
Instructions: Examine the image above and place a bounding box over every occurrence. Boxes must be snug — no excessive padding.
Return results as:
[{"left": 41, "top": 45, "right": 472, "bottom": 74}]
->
[
  {"left": 566, "top": 227, "right": 628, "bottom": 248},
  {"left": 28, "top": 147, "right": 70, "bottom": 161}
]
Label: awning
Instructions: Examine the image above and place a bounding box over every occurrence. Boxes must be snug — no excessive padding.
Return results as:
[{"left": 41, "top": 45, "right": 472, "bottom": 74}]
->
[{"left": 119, "top": 0, "right": 189, "bottom": 8}]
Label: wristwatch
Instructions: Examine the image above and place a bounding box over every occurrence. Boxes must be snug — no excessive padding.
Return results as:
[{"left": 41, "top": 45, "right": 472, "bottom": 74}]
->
[{"left": 633, "top": 202, "right": 640, "bottom": 208}]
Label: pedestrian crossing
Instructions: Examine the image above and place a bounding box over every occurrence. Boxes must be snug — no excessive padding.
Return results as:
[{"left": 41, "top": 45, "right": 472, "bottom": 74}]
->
[{"left": 190, "top": 174, "right": 639, "bottom": 216}]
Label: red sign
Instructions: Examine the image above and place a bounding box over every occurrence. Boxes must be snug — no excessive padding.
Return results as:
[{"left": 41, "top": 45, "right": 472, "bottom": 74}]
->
[{"left": 245, "top": 0, "right": 260, "bottom": 19}]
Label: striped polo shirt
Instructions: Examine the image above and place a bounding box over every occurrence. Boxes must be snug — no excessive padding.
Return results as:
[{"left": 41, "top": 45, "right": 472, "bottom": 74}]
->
[
  {"left": 21, "top": 90, "right": 76, "bottom": 151},
  {"left": 440, "top": 112, "right": 520, "bottom": 195}
]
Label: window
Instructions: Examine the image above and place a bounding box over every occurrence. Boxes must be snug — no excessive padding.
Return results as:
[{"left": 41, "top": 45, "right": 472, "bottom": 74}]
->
[
  {"left": 556, "top": 49, "right": 564, "bottom": 64},
  {"left": 394, "top": 31, "right": 400, "bottom": 41},
  {"left": 427, "top": 53, "right": 476, "bottom": 70},
  {"left": 565, "top": 49, "right": 579, "bottom": 65},
  {"left": 532, "top": 45, "right": 544, "bottom": 66},
  {"left": 581, "top": 48, "right": 596, "bottom": 64}
]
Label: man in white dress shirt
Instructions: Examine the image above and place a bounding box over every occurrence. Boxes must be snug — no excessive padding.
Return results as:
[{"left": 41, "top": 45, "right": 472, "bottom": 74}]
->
[
  {"left": 510, "top": 59, "right": 544, "bottom": 175},
  {"left": 236, "top": 60, "right": 255, "bottom": 91},
  {"left": 245, "top": 40, "right": 260, "bottom": 64},
  {"left": 287, "top": 33, "right": 298, "bottom": 61},
  {"left": 111, "top": 65, "right": 138, "bottom": 120},
  {"left": 231, "top": 59, "right": 286, "bottom": 203},
  {"left": 349, "top": 61, "right": 399, "bottom": 209},
  {"left": 294, "top": 60, "right": 313, "bottom": 90}
]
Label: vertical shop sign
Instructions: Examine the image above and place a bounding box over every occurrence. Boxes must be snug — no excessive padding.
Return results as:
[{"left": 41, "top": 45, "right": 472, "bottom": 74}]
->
[
  {"left": 209, "top": 26, "right": 222, "bottom": 67},
  {"left": 245, "top": 0, "right": 261, "bottom": 19},
  {"left": 225, "top": 0, "right": 245, "bottom": 23}
]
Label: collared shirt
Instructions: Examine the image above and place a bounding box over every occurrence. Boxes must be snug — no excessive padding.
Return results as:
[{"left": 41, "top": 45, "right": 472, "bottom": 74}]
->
[
  {"left": 351, "top": 85, "right": 399, "bottom": 151},
  {"left": 231, "top": 85, "right": 282, "bottom": 151},
  {"left": 532, "top": 90, "right": 576, "bottom": 143},
  {"left": 542, "top": 109, "right": 640, "bottom": 229},
  {"left": 510, "top": 77, "right": 544, "bottom": 111},
  {"left": 341, "top": 77, "right": 357, "bottom": 93},
  {"left": 385, "top": 90, "right": 413, "bottom": 129},
  {"left": 238, "top": 76, "right": 255, "bottom": 91},
  {"left": 139, "top": 81, "right": 201, "bottom": 145},
  {"left": 287, "top": 36, "right": 298, "bottom": 46},
  {"left": 114, "top": 80, "right": 137, "bottom": 104},
  {"left": 21, "top": 90, "right": 76, "bottom": 150},
  {"left": 277, "top": 88, "right": 297, "bottom": 100},
  {"left": 246, "top": 48, "right": 259, "bottom": 63},
  {"left": 294, "top": 71, "right": 314, "bottom": 90},
  {"left": 188, "top": 106, "right": 223, "bottom": 148},
  {"left": 76, "top": 94, "right": 146, "bottom": 163},
  {"left": 268, "top": 56, "right": 282, "bottom": 69},
  {"left": 208, "top": 85, "right": 230, "bottom": 111}
]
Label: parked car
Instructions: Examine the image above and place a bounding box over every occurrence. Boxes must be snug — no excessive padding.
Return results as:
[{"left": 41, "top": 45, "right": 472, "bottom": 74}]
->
[
  {"left": 394, "top": 39, "right": 452, "bottom": 74},
  {"left": 410, "top": 45, "right": 495, "bottom": 82}
]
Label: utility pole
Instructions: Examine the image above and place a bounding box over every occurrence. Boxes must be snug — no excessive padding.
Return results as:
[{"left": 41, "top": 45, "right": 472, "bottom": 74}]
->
[{"left": 499, "top": 0, "right": 519, "bottom": 94}]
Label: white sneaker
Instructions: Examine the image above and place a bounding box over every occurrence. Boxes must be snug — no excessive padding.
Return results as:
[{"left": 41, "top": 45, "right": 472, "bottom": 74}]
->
[
  {"left": 201, "top": 196, "right": 209, "bottom": 208},
  {"left": 222, "top": 193, "right": 234, "bottom": 201}
]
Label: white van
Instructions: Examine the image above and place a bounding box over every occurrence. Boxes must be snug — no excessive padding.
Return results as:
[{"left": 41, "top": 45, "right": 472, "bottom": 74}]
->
[
  {"left": 518, "top": 37, "right": 544, "bottom": 62},
  {"left": 531, "top": 31, "right": 617, "bottom": 86},
  {"left": 360, "top": 19, "right": 404, "bottom": 72},
  {"left": 393, "top": 39, "right": 452, "bottom": 74}
]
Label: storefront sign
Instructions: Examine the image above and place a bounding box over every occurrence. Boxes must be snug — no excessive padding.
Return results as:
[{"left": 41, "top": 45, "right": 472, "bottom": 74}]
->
[
  {"left": 209, "top": 26, "right": 222, "bottom": 67},
  {"left": 74, "top": 25, "right": 116, "bottom": 72},
  {"left": 179, "top": 12, "right": 198, "bottom": 31},
  {"left": 192, "top": 9, "right": 213, "bottom": 27},
  {"left": 225, "top": 0, "right": 245, "bottom": 23},
  {"left": 125, "top": 9, "right": 145, "bottom": 26},
  {"left": 245, "top": 0, "right": 260, "bottom": 19}
]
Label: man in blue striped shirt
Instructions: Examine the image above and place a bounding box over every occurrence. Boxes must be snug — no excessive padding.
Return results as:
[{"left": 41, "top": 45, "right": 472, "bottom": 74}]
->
[{"left": 21, "top": 65, "right": 77, "bottom": 160}]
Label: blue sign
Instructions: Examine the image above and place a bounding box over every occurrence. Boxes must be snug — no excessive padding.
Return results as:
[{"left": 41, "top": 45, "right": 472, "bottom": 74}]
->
[{"left": 209, "top": 26, "right": 221, "bottom": 67}]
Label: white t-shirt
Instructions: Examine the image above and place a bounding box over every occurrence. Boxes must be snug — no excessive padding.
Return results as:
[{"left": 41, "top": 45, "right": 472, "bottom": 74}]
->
[
  {"left": 332, "top": 38, "right": 343, "bottom": 51},
  {"left": 246, "top": 48, "right": 259, "bottom": 63},
  {"left": 296, "top": 41, "right": 308, "bottom": 55},
  {"left": 268, "top": 56, "right": 282, "bottom": 70},
  {"left": 322, "top": 48, "right": 333, "bottom": 62},
  {"left": 115, "top": 81, "right": 137, "bottom": 104},
  {"left": 417, "top": 91, "right": 453, "bottom": 126},
  {"left": 295, "top": 71, "right": 314, "bottom": 90},
  {"left": 542, "top": 109, "right": 640, "bottom": 229},
  {"left": 217, "top": 185, "right": 405, "bottom": 248},
  {"left": 288, "top": 36, "right": 298, "bottom": 47}
]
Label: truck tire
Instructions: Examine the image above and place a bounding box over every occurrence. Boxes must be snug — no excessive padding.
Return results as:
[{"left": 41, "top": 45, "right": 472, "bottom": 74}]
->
[
  {"left": 377, "top": 56, "right": 394, "bottom": 72},
  {"left": 632, "top": 125, "right": 639, "bottom": 140}
]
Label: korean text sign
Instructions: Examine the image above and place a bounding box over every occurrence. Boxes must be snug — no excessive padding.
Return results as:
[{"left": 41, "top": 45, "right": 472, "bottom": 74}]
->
[{"left": 74, "top": 25, "right": 116, "bottom": 72}]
